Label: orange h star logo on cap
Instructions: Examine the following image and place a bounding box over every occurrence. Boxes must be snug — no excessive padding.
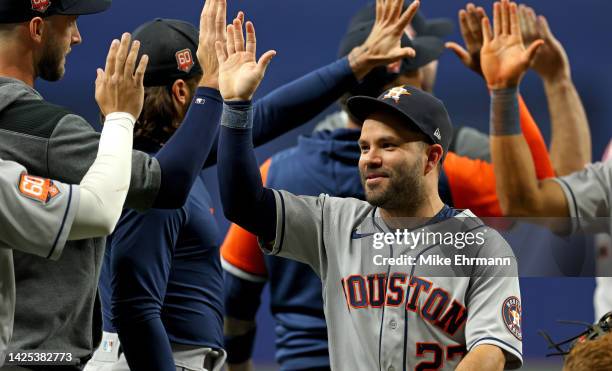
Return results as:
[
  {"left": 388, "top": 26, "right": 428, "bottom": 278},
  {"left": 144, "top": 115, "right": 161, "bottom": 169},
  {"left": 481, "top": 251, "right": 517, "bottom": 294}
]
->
[{"left": 384, "top": 86, "right": 411, "bottom": 103}]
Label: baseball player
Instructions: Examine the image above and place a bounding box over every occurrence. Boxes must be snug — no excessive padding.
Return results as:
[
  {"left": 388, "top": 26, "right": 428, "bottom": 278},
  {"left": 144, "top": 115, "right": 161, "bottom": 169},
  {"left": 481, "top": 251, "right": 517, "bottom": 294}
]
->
[
  {"left": 85, "top": 1, "right": 429, "bottom": 370},
  {"left": 0, "top": 0, "right": 229, "bottom": 367},
  {"left": 216, "top": 9, "right": 523, "bottom": 370},
  {"left": 484, "top": 0, "right": 612, "bottom": 318},
  {"left": 0, "top": 32, "right": 148, "bottom": 367}
]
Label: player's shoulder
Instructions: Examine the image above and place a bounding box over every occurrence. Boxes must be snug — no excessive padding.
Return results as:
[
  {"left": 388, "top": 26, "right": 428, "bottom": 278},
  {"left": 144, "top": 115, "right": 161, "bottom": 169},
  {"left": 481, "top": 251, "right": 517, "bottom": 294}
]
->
[
  {"left": 453, "top": 209, "right": 514, "bottom": 255},
  {"left": 0, "top": 97, "right": 77, "bottom": 139}
]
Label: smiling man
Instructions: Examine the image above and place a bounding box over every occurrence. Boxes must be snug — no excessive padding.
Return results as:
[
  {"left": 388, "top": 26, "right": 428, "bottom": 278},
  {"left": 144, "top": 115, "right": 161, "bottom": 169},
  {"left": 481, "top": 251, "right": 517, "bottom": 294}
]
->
[{"left": 217, "top": 81, "right": 523, "bottom": 370}]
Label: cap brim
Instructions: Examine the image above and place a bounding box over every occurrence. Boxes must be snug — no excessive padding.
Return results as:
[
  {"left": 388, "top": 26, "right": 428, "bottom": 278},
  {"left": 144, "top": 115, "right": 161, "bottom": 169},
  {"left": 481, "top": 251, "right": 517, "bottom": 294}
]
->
[
  {"left": 347, "top": 96, "right": 429, "bottom": 140},
  {"left": 401, "top": 36, "right": 445, "bottom": 71},
  {"left": 424, "top": 19, "right": 454, "bottom": 38},
  {"left": 57, "top": 0, "right": 111, "bottom": 15}
]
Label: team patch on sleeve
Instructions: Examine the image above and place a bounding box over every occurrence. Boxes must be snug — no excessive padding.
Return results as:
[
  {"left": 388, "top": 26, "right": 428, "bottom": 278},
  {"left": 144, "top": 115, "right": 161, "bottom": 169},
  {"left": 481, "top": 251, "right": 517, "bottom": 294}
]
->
[
  {"left": 18, "top": 172, "right": 60, "bottom": 204},
  {"left": 502, "top": 296, "right": 522, "bottom": 340}
]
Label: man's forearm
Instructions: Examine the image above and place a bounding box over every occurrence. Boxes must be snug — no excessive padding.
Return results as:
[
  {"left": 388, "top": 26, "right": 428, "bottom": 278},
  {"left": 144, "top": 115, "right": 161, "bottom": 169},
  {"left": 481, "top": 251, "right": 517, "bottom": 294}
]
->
[
  {"left": 456, "top": 344, "right": 504, "bottom": 371},
  {"left": 217, "top": 103, "right": 277, "bottom": 242},
  {"left": 153, "top": 88, "right": 222, "bottom": 207},
  {"left": 490, "top": 88, "right": 543, "bottom": 215},
  {"left": 544, "top": 77, "right": 591, "bottom": 175}
]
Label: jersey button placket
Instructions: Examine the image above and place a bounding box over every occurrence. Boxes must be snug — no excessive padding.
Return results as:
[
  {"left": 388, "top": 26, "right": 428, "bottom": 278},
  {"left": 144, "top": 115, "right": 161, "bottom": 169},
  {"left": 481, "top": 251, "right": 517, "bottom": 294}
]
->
[{"left": 389, "top": 319, "right": 397, "bottom": 330}]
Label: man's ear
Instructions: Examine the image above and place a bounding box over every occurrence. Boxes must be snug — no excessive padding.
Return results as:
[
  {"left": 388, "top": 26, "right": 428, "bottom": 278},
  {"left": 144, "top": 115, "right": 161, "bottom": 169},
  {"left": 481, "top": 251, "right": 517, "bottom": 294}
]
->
[
  {"left": 170, "top": 79, "right": 190, "bottom": 105},
  {"left": 28, "top": 17, "right": 45, "bottom": 44},
  {"left": 424, "top": 144, "right": 444, "bottom": 175}
]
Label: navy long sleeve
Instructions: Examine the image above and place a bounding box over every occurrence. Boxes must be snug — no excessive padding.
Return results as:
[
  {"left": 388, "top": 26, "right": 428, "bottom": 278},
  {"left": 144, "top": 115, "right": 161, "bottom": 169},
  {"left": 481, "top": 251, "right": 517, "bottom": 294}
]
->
[
  {"left": 217, "top": 102, "right": 277, "bottom": 242},
  {"left": 154, "top": 87, "right": 222, "bottom": 207},
  {"left": 204, "top": 57, "right": 356, "bottom": 167}
]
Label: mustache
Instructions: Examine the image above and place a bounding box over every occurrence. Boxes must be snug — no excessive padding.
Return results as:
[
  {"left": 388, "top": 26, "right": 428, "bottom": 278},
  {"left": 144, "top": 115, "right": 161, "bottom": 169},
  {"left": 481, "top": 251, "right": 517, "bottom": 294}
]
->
[{"left": 362, "top": 169, "right": 391, "bottom": 179}]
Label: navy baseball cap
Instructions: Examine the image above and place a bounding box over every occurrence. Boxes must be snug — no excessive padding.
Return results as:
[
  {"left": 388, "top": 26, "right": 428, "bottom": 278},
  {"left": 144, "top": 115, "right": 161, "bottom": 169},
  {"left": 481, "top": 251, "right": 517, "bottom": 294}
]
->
[
  {"left": 0, "top": 0, "right": 111, "bottom": 23},
  {"left": 132, "top": 18, "right": 203, "bottom": 87},
  {"left": 347, "top": 85, "right": 453, "bottom": 157},
  {"left": 348, "top": 1, "right": 454, "bottom": 38}
]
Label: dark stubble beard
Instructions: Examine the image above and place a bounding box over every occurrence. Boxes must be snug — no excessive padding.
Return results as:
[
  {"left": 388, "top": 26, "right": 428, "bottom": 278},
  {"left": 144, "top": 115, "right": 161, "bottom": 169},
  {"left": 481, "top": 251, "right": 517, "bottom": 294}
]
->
[
  {"left": 37, "top": 37, "right": 65, "bottom": 82},
  {"left": 363, "top": 158, "right": 426, "bottom": 213}
]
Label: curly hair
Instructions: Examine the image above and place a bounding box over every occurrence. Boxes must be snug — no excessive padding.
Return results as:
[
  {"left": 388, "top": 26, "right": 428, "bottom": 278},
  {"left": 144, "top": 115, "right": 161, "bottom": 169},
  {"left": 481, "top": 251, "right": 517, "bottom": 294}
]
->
[{"left": 563, "top": 332, "right": 612, "bottom": 371}]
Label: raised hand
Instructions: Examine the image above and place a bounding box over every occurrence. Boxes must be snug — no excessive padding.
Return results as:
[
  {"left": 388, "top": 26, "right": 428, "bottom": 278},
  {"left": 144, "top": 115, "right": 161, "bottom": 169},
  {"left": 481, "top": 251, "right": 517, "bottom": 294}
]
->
[
  {"left": 445, "top": 3, "right": 487, "bottom": 76},
  {"left": 348, "top": 0, "right": 420, "bottom": 80},
  {"left": 215, "top": 15, "right": 276, "bottom": 101},
  {"left": 480, "top": 0, "right": 543, "bottom": 89},
  {"left": 197, "top": 0, "right": 227, "bottom": 89},
  {"left": 518, "top": 5, "right": 570, "bottom": 82},
  {"left": 95, "top": 33, "right": 148, "bottom": 118}
]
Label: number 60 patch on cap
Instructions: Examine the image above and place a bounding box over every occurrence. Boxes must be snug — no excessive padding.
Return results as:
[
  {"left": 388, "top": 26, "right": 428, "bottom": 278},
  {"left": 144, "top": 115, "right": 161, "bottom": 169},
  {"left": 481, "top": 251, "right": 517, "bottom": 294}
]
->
[{"left": 18, "top": 173, "right": 60, "bottom": 204}]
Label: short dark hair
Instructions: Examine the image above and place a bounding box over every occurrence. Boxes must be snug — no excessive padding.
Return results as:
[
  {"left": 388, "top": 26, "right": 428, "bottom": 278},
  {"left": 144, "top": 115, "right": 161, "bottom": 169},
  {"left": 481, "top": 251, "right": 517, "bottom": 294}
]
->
[{"left": 134, "top": 74, "right": 201, "bottom": 145}]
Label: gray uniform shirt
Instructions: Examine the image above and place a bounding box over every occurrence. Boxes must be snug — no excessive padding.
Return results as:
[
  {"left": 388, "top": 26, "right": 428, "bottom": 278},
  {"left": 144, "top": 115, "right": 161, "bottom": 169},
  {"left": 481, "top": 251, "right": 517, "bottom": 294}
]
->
[
  {"left": 262, "top": 190, "right": 523, "bottom": 370},
  {"left": 0, "top": 160, "right": 79, "bottom": 366},
  {"left": 555, "top": 160, "right": 612, "bottom": 235},
  {"left": 0, "top": 77, "right": 160, "bottom": 362}
]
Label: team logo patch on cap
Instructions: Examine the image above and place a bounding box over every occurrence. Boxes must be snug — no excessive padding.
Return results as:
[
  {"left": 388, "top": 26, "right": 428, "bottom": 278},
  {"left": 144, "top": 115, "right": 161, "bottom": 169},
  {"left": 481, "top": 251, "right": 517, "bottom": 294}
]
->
[
  {"left": 502, "top": 296, "right": 522, "bottom": 340},
  {"left": 175, "top": 49, "right": 195, "bottom": 73},
  {"left": 384, "top": 86, "right": 411, "bottom": 103},
  {"left": 18, "top": 173, "right": 60, "bottom": 204},
  {"left": 31, "top": 0, "right": 52, "bottom": 13},
  {"left": 433, "top": 128, "right": 442, "bottom": 141}
]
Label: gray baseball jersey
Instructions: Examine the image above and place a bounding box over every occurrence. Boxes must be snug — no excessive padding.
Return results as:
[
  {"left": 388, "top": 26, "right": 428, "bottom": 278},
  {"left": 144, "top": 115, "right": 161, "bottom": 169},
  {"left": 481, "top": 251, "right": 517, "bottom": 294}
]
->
[
  {"left": 0, "top": 159, "right": 79, "bottom": 366},
  {"left": 261, "top": 190, "right": 522, "bottom": 370},
  {"left": 554, "top": 160, "right": 612, "bottom": 235}
]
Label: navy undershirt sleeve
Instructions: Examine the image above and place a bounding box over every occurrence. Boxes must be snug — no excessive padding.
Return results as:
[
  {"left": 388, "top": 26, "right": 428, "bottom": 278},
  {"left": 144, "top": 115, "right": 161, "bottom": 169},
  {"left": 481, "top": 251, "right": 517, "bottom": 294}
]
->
[
  {"left": 217, "top": 102, "right": 277, "bottom": 242},
  {"left": 204, "top": 57, "right": 356, "bottom": 167},
  {"left": 154, "top": 87, "right": 222, "bottom": 207},
  {"left": 110, "top": 209, "right": 186, "bottom": 370}
]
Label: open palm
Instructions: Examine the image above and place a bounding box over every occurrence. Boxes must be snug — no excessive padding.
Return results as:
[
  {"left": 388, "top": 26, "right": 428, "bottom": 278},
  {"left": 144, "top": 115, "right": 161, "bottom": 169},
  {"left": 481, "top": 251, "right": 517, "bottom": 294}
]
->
[
  {"left": 215, "top": 17, "right": 276, "bottom": 101},
  {"left": 480, "top": 0, "right": 543, "bottom": 89}
]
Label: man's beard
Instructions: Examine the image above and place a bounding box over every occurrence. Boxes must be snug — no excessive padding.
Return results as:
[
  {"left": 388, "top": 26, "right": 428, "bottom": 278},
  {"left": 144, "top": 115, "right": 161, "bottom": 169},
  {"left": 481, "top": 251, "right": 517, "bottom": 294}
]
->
[
  {"left": 362, "top": 158, "right": 426, "bottom": 213},
  {"left": 36, "top": 38, "right": 66, "bottom": 82}
]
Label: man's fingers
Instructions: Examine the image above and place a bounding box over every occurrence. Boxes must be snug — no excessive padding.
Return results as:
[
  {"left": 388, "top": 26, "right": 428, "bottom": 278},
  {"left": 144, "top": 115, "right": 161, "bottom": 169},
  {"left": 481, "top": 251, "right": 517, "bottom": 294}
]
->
[
  {"left": 233, "top": 17, "right": 245, "bottom": 52},
  {"left": 124, "top": 40, "right": 140, "bottom": 79},
  {"left": 493, "top": 2, "right": 501, "bottom": 37},
  {"left": 459, "top": 9, "right": 476, "bottom": 47},
  {"left": 215, "top": 40, "right": 227, "bottom": 64},
  {"left": 397, "top": 0, "right": 419, "bottom": 31},
  {"left": 375, "top": 0, "right": 383, "bottom": 24},
  {"left": 389, "top": 0, "right": 403, "bottom": 22},
  {"left": 226, "top": 24, "right": 236, "bottom": 55},
  {"left": 465, "top": 3, "right": 481, "bottom": 36},
  {"left": 445, "top": 42, "right": 471, "bottom": 65},
  {"left": 114, "top": 33, "right": 131, "bottom": 78},
  {"left": 524, "top": 39, "right": 544, "bottom": 62},
  {"left": 237, "top": 11, "right": 244, "bottom": 25},
  {"left": 537, "top": 15, "right": 553, "bottom": 39},
  {"left": 482, "top": 16, "right": 493, "bottom": 44},
  {"left": 256, "top": 50, "right": 276, "bottom": 75},
  {"left": 104, "top": 39, "right": 119, "bottom": 77},
  {"left": 398, "top": 47, "right": 416, "bottom": 59},
  {"left": 509, "top": 2, "right": 521, "bottom": 38},
  {"left": 501, "top": 0, "right": 510, "bottom": 35},
  {"left": 245, "top": 21, "right": 256, "bottom": 55},
  {"left": 215, "top": 0, "right": 227, "bottom": 42},
  {"left": 95, "top": 68, "right": 104, "bottom": 87},
  {"left": 134, "top": 54, "right": 148, "bottom": 85}
]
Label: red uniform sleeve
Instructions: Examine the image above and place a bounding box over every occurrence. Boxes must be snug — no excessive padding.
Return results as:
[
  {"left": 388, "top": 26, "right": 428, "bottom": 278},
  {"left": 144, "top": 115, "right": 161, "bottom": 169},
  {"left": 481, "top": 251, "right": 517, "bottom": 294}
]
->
[
  {"left": 221, "top": 158, "right": 272, "bottom": 279},
  {"left": 445, "top": 96, "right": 555, "bottom": 217}
]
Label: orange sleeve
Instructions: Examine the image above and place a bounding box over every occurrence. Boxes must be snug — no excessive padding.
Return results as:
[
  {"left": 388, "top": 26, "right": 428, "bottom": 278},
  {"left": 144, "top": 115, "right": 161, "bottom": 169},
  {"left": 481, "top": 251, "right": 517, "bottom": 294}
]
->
[
  {"left": 444, "top": 152, "right": 502, "bottom": 217},
  {"left": 519, "top": 95, "right": 555, "bottom": 179},
  {"left": 220, "top": 158, "right": 272, "bottom": 278}
]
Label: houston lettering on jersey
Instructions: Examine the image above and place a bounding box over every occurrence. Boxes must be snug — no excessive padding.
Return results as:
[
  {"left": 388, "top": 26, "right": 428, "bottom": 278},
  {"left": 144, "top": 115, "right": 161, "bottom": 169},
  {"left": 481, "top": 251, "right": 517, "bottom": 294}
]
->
[{"left": 341, "top": 273, "right": 467, "bottom": 336}]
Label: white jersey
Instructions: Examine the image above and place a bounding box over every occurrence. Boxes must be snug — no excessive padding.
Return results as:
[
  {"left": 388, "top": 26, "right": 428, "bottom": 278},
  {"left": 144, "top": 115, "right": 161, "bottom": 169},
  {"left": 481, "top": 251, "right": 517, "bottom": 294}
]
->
[
  {"left": 261, "top": 190, "right": 522, "bottom": 370},
  {"left": 555, "top": 159, "right": 612, "bottom": 318},
  {"left": 0, "top": 160, "right": 79, "bottom": 366}
]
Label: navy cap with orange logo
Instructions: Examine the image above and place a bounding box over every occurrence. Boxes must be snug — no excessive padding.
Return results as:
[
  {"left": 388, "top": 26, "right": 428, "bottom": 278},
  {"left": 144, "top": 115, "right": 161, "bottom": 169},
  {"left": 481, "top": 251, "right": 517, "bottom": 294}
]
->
[
  {"left": 0, "top": 0, "right": 111, "bottom": 23},
  {"left": 132, "top": 18, "right": 203, "bottom": 87},
  {"left": 347, "top": 85, "right": 453, "bottom": 159}
]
